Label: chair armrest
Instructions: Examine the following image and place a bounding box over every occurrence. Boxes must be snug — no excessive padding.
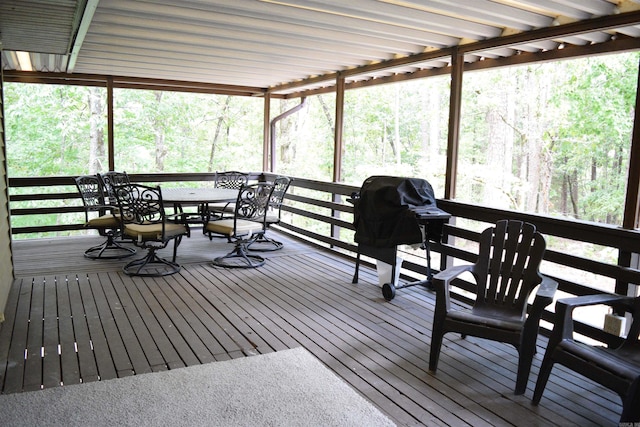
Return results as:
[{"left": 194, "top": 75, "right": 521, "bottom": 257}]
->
[
  {"left": 166, "top": 212, "right": 191, "bottom": 232},
  {"left": 557, "top": 293, "right": 633, "bottom": 309},
  {"left": 553, "top": 294, "right": 634, "bottom": 340},
  {"left": 166, "top": 212, "right": 183, "bottom": 221},
  {"left": 524, "top": 276, "right": 559, "bottom": 335},
  {"left": 531, "top": 275, "right": 558, "bottom": 310},
  {"left": 432, "top": 264, "right": 475, "bottom": 313},
  {"left": 432, "top": 264, "right": 474, "bottom": 284}
]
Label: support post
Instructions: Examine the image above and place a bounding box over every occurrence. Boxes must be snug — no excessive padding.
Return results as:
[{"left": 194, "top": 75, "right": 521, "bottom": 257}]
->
[
  {"left": 444, "top": 49, "right": 463, "bottom": 200},
  {"left": 107, "top": 76, "right": 114, "bottom": 171},
  {"left": 263, "top": 93, "right": 271, "bottom": 172}
]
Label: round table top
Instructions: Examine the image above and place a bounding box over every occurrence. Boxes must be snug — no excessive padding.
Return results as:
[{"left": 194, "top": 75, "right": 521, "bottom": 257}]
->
[{"left": 162, "top": 187, "right": 238, "bottom": 204}]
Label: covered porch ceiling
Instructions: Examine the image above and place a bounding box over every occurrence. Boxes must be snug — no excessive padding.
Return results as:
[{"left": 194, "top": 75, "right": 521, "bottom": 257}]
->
[{"left": 2, "top": 0, "right": 640, "bottom": 97}]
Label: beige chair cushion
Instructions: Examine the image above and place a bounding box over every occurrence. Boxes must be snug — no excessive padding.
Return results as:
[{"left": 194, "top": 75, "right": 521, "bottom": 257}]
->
[
  {"left": 205, "top": 219, "right": 263, "bottom": 237},
  {"left": 208, "top": 202, "right": 235, "bottom": 213},
  {"left": 87, "top": 214, "right": 119, "bottom": 228},
  {"left": 265, "top": 213, "right": 280, "bottom": 224},
  {"left": 124, "top": 222, "right": 187, "bottom": 240}
]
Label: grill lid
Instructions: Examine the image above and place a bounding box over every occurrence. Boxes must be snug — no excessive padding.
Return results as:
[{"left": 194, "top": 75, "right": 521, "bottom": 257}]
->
[{"left": 353, "top": 176, "right": 436, "bottom": 247}]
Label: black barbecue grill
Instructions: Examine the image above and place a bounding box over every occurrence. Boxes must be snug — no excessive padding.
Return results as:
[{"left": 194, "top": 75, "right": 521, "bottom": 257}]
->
[{"left": 350, "top": 176, "right": 450, "bottom": 300}]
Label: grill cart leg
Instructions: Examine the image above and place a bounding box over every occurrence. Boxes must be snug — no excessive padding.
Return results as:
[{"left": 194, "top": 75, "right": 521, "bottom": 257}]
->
[
  {"left": 352, "top": 245, "right": 398, "bottom": 294},
  {"left": 352, "top": 250, "right": 361, "bottom": 283},
  {"left": 381, "top": 224, "right": 435, "bottom": 300}
]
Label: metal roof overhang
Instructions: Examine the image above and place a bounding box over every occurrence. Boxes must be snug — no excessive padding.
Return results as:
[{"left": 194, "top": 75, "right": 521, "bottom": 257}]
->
[{"left": 2, "top": 0, "right": 640, "bottom": 98}]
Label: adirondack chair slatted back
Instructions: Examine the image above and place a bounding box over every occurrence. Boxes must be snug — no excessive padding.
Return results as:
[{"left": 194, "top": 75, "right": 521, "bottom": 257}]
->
[{"left": 476, "top": 220, "right": 546, "bottom": 317}]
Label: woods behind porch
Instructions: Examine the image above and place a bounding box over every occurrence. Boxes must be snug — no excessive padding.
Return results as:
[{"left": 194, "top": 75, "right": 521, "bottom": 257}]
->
[{"left": 1, "top": 231, "right": 623, "bottom": 426}]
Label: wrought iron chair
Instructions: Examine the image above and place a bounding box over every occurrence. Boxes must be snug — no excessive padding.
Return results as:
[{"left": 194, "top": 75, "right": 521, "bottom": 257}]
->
[
  {"left": 203, "top": 171, "right": 250, "bottom": 221},
  {"left": 429, "top": 219, "right": 558, "bottom": 395},
  {"left": 74, "top": 175, "right": 135, "bottom": 259},
  {"left": 98, "top": 170, "right": 130, "bottom": 206},
  {"left": 533, "top": 294, "right": 640, "bottom": 423},
  {"left": 246, "top": 176, "right": 292, "bottom": 252},
  {"left": 205, "top": 182, "right": 274, "bottom": 268},
  {"left": 113, "top": 183, "right": 190, "bottom": 276}
]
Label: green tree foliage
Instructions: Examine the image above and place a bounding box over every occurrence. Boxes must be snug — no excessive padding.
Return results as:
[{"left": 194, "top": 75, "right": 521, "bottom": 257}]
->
[
  {"left": 5, "top": 84, "right": 98, "bottom": 177},
  {"left": 548, "top": 55, "right": 638, "bottom": 223},
  {"left": 113, "top": 89, "right": 264, "bottom": 173},
  {"left": 271, "top": 96, "right": 336, "bottom": 181},
  {"left": 4, "top": 51, "right": 639, "bottom": 231},
  {"left": 5, "top": 85, "right": 265, "bottom": 177},
  {"left": 340, "top": 78, "right": 450, "bottom": 192},
  {"left": 457, "top": 52, "right": 639, "bottom": 225}
]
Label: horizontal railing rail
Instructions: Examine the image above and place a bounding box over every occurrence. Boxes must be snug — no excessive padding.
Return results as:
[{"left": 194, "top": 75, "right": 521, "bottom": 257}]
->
[{"left": 8, "top": 172, "right": 640, "bottom": 346}]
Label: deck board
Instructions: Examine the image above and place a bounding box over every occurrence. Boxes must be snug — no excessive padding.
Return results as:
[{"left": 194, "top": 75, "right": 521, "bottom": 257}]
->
[
  {"left": 41, "top": 277, "right": 62, "bottom": 389},
  {"left": 1, "top": 231, "right": 625, "bottom": 426}
]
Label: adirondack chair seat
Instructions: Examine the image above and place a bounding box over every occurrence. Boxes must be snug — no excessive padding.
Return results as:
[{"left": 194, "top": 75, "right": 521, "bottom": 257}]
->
[
  {"left": 447, "top": 308, "right": 526, "bottom": 331},
  {"left": 557, "top": 341, "right": 640, "bottom": 378},
  {"left": 429, "top": 219, "right": 558, "bottom": 395}
]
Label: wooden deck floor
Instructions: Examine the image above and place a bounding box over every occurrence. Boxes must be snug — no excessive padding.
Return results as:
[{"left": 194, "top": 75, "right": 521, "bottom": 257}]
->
[{"left": 1, "top": 231, "right": 623, "bottom": 426}]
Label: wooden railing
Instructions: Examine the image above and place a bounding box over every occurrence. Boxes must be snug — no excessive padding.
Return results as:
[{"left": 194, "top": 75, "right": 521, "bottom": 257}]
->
[{"left": 8, "top": 172, "right": 640, "bottom": 345}]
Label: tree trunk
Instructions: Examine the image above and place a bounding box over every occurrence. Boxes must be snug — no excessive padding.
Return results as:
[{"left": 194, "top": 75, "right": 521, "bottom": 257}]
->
[
  {"left": 568, "top": 170, "right": 580, "bottom": 219},
  {"left": 208, "top": 96, "right": 231, "bottom": 172},
  {"left": 153, "top": 91, "right": 166, "bottom": 171},
  {"left": 318, "top": 95, "right": 335, "bottom": 136},
  {"left": 88, "top": 87, "right": 105, "bottom": 173},
  {"left": 484, "top": 107, "right": 513, "bottom": 207}
]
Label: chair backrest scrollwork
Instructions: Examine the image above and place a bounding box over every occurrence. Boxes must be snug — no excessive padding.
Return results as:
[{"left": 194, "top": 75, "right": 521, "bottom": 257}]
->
[
  {"left": 75, "top": 175, "right": 109, "bottom": 219},
  {"left": 214, "top": 171, "right": 249, "bottom": 190},
  {"left": 99, "top": 171, "right": 131, "bottom": 205}
]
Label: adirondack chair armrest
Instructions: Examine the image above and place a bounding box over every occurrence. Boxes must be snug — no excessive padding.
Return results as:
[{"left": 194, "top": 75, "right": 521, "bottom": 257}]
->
[
  {"left": 557, "top": 293, "right": 634, "bottom": 310},
  {"left": 432, "top": 264, "right": 475, "bottom": 312},
  {"left": 531, "top": 275, "right": 558, "bottom": 311},
  {"left": 432, "top": 264, "right": 474, "bottom": 285},
  {"left": 554, "top": 294, "right": 634, "bottom": 339}
]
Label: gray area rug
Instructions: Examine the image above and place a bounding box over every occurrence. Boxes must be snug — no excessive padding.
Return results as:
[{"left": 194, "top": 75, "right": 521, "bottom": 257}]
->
[{"left": 0, "top": 347, "right": 396, "bottom": 427}]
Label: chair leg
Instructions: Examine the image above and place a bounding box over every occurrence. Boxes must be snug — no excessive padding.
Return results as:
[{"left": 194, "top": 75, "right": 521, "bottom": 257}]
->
[
  {"left": 245, "top": 232, "right": 284, "bottom": 252},
  {"left": 84, "top": 234, "right": 136, "bottom": 260},
  {"left": 123, "top": 248, "right": 180, "bottom": 277},
  {"left": 212, "top": 238, "right": 266, "bottom": 269},
  {"left": 172, "top": 235, "right": 184, "bottom": 263},
  {"left": 515, "top": 346, "right": 536, "bottom": 395},
  {"left": 429, "top": 325, "right": 445, "bottom": 372},
  {"left": 532, "top": 355, "right": 556, "bottom": 405},
  {"left": 621, "top": 378, "right": 640, "bottom": 422}
]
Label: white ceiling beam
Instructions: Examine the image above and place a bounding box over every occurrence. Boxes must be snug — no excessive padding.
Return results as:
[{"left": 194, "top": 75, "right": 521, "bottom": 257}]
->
[{"left": 67, "top": 0, "right": 99, "bottom": 73}]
